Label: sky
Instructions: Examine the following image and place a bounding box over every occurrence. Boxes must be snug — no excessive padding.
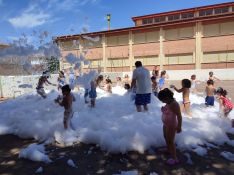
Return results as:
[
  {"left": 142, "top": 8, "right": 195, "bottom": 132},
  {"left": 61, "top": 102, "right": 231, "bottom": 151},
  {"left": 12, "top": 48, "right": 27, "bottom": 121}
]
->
[{"left": 0, "top": 0, "right": 233, "bottom": 44}]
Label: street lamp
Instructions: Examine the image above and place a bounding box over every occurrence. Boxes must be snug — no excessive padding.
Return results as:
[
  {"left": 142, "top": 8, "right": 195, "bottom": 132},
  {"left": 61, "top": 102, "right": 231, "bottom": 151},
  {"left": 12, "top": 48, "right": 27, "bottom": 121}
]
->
[{"left": 107, "top": 14, "right": 111, "bottom": 30}]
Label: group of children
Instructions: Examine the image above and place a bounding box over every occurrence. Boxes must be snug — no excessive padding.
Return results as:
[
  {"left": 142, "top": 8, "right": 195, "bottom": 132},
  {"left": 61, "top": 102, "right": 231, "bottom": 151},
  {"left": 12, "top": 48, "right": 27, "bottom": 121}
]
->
[
  {"left": 148, "top": 69, "right": 233, "bottom": 165},
  {"left": 36, "top": 69, "right": 233, "bottom": 166}
]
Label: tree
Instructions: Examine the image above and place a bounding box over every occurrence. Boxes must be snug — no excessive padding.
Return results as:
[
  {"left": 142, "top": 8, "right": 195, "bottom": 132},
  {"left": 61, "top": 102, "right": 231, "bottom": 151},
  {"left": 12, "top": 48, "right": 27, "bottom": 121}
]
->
[{"left": 46, "top": 56, "right": 59, "bottom": 73}]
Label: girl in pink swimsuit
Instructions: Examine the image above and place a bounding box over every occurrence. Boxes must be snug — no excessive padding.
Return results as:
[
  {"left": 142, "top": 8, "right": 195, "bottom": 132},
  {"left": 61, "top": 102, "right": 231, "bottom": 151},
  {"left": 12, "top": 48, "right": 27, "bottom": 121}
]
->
[
  {"left": 158, "top": 88, "right": 182, "bottom": 165},
  {"left": 216, "top": 87, "right": 233, "bottom": 117}
]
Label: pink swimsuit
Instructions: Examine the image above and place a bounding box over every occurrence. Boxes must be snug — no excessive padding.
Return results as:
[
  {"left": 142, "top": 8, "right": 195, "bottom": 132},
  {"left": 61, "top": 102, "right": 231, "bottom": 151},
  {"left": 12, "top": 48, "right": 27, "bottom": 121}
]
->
[
  {"left": 220, "top": 96, "right": 233, "bottom": 110},
  {"left": 161, "top": 104, "right": 178, "bottom": 128}
]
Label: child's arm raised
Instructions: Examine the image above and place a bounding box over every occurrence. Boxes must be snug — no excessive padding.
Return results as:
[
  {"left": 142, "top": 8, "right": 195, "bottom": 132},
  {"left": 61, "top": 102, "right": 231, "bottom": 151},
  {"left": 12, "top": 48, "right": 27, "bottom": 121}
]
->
[{"left": 171, "top": 85, "right": 184, "bottom": 93}]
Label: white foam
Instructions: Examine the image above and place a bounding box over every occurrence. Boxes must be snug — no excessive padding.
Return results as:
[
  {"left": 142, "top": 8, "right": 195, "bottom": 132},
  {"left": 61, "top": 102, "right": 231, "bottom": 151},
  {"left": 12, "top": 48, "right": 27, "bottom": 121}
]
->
[
  {"left": 19, "top": 143, "right": 52, "bottom": 163},
  {"left": 67, "top": 159, "right": 78, "bottom": 168},
  {"left": 0, "top": 87, "right": 233, "bottom": 156},
  {"left": 220, "top": 151, "right": 234, "bottom": 161},
  {"left": 113, "top": 170, "right": 138, "bottom": 175},
  {"left": 35, "top": 167, "right": 43, "bottom": 173}
]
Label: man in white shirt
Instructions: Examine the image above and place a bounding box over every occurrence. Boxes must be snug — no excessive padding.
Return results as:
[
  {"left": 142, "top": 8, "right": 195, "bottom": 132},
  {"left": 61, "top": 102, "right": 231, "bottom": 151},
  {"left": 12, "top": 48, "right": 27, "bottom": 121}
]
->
[{"left": 131, "top": 61, "right": 152, "bottom": 112}]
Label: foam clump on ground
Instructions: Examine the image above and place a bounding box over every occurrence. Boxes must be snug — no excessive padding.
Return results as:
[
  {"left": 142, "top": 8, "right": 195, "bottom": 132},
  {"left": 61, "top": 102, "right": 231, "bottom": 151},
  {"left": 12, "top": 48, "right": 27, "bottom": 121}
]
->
[
  {"left": 19, "top": 143, "right": 52, "bottom": 163},
  {"left": 0, "top": 86, "right": 233, "bottom": 156}
]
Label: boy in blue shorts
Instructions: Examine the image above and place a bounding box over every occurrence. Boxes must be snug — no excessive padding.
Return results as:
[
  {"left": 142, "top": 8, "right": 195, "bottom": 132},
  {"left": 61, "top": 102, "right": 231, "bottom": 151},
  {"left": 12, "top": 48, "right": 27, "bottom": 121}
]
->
[{"left": 205, "top": 80, "right": 215, "bottom": 106}]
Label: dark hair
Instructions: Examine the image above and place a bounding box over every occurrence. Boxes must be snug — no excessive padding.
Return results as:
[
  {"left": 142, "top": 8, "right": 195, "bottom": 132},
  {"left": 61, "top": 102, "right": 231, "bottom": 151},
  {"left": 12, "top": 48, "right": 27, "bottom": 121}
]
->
[
  {"left": 124, "top": 83, "right": 130, "bottom": 90},
  {"left": 160, "top": 70, "right": 166, "bottom": 77},
  {"left": 106, "top": 78, "right": 112, "bottom": 84},
  {"left": 59, "top": 71, "right": 64, "bottom": 75},
  {"left": 135, "top": 61, "right": 142, "bottom": 67},
  {"left": 209, "top": 71, "right": 213, "bottom": 76},
  {"left": 182, "top": 79, "right": 191, "bottom": 88},
  {"left": 191, "top": 74, "right": 196, "bottom": 80},
  {"left": 151, "top": 76, "right": 156, "bottom": 81},
  {"left": 98, "top": 75, "right": 103, "bottom": 79},
  {"left": 62, "top": 84, "right": 71, "bottom": 93},
  {"left": 216, "top": 87, "right": 227, "bottom": 97},
  {"left": 158, "top": 88, "right": 174, "bottom": 101},
  {"left": 207, "top": 79, "right": 214, "bottom": 85}
]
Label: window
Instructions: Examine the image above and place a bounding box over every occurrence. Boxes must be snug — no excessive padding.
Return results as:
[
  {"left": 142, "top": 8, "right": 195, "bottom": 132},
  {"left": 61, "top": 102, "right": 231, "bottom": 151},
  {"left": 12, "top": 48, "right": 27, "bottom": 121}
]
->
[
  {"left": 232, "top": 6, "right": 234, "bottom": 12},
  {"left": 214, "top": 7, "right": 229, "bottom": 14},
  {"left": 181, "top": 12, "right": 194, "bottom": 19},
  {"left": 199, "top": 9, "right": 213, "bottom": 16},
  {"left": 168, "top": 14, "right": 180, "bottom": 21},
  {"left": 142, "top": 18, "right": 153, "bottom": 25},
  {"left": 154, "top": 16, "right": 166, "bottom": 23}
]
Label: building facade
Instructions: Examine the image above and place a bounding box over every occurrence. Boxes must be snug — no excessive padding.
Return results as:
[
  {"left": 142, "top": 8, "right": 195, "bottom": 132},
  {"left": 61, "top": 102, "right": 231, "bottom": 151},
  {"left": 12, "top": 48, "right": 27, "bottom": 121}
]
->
[{"left": 55, "top": 2, "right": 234, "bottom": 74}]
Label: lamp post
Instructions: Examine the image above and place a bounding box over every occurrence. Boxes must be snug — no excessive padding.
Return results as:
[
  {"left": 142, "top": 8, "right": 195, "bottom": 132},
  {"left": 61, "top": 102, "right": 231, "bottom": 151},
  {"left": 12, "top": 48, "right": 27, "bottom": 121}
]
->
[{"left": 107, "top": 14, "right": 111, "bottom": 31}]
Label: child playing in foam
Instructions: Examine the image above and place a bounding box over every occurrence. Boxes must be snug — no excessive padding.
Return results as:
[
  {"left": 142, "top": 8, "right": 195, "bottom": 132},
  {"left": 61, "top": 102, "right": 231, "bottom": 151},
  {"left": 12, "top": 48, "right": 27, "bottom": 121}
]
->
[
  {"left": 216, "top": 87, "right": 233, "bottom": 117},
  {"left": 36, "top": 71, "right": 56, "bottom": 98},
  {"left": 158, "top": 70, "right": 168, "bottom": 90},
  {"left": 89, "top": 75, "right": 104, "bottom": 108},
  {"left": 170, "top": 79, "right": 191, "bottom": 117},
  {"left": 205, "top": 80, "right": 215, "bottom": 107},
  {"left": 151, "top": 76, "right": 158, "bottom": 97},
  {"left": 190, "top": 74, "right": 200, "bottom": 93},
  {"left": 105, "top": 78, "right": 112, "bottom": 93},
  {"left": 116, "top": 77, "right": 122, "bottom": 87},
  {"left": 158, "top": 88, "right": 182, "bottom": 165},
  {"left": 54, "top": 85, "right": 75, "bottom": 130},
  {"left": 209, "top": 71, "right": 220, "bottom": 82}
]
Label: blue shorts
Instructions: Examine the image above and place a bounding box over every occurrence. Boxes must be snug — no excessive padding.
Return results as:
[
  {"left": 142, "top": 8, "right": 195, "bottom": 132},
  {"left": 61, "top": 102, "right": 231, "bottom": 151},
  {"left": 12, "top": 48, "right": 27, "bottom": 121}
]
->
[
  {"left": 135, "top": 93, "right": 151, "bottom": 106},
  {"left": 89, "top": 89, "right": 97, "bottom": 99},
  {"left": 205, "top": 96, "right": 214, "bottom": 106}
]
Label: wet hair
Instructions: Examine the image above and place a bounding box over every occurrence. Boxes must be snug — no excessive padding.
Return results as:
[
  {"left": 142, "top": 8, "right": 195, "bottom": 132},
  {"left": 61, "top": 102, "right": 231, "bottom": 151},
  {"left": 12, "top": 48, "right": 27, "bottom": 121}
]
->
[
  {"left": 124, "top": 74, "right": 129, "bottom": 78},
  {"left": 124, "top": 83, "right": 130, "bottom": 90},
  {"left": 59, "top": 71, "right": 64, "bottom": 75},
  {"left": 160, "top": 70, "right": 166, "bottom": 77},
  {"left": 207, "top": 79, "right": 214, "bottom": 85},
  {"left": 191, "top": 74, "right": 196, "bottom": 80},
  {"left": 106, "top": 78, "right": 112, "bottom": 84},
  {"left": 182, "top": 79, "right": 191, "bottom": 88},
  {"left": 151, "top": 76, "right": 156, "bottom": 81},
  {"left": 158, "top": 88, "right": 174, "bottom": 101},
  {"left": 216, "top": 87, "right": 227, "bottom": 97},
  {"left": 209, "top": 71, "right": 213, "bottom": 77},
  {"left": 135, "top": 61, "right": 142, "bottom": 67},
  {"left": 98, "top": 75, "right": 104, "bottom": 80},
  {"left": 62, "top": 84, "right": 71, "bottom": 93}
]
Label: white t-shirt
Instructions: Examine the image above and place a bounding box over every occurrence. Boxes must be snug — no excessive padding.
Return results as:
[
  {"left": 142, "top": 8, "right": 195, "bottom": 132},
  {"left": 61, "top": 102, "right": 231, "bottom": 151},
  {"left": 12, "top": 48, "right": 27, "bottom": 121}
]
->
[{"left": 132, "top": 66, "right": 152, "bottom": 94}]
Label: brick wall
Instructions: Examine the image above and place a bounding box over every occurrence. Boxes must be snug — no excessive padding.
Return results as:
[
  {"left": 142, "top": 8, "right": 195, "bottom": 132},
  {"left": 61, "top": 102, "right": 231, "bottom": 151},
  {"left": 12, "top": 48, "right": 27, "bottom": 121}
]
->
[
  {"left": 133, "top": 42, "right": 160, "bottom": 56},
  {"left": 164, "top": 39, "right": 195, "bottom": 54},
  {"left": 202, "top": 35, "right": 234, "bottom": 52}
]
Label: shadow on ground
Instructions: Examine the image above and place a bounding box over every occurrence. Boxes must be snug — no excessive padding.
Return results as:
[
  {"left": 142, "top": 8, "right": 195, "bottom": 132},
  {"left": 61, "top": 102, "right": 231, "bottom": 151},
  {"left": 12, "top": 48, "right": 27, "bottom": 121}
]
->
[{"left": 0, "top": 134, "right": 234, "bottom": 175}]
